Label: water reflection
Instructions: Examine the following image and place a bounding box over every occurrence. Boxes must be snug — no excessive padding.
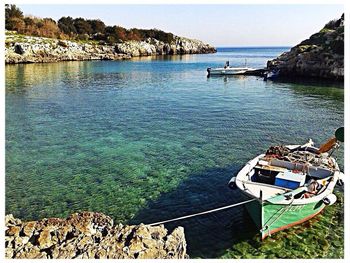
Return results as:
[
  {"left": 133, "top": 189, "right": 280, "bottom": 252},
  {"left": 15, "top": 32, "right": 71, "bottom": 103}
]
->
[{"left": 6, "top": 62, "right": 97, "bottom": 93}]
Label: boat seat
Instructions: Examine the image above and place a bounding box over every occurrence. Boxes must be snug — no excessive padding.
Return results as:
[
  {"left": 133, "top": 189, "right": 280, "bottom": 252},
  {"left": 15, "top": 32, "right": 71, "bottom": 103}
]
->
[
  {"left": 270, "top": 159, "right": 304, "bottom": 171},
  {"left": 307, "top": 166, "right": 333, "bottom": 179},
  {"left": 270, "top": 158, "right": 333, "bottom": 179}
]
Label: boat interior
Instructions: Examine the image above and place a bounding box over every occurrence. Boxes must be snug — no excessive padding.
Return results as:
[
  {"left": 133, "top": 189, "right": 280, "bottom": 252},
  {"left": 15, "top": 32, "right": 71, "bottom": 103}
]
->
[
  {"left": 244, "top": 154, "right": 334, "bottom": 200},
  {"left": 235, "top": 134, "right": 342, "bottom": 202}
]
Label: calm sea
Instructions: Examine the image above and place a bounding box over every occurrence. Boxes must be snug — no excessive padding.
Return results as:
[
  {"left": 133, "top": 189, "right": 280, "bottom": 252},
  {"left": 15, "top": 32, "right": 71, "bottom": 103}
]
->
[{"left": 5, "top": 47, "right": 344, "bottom": 258}]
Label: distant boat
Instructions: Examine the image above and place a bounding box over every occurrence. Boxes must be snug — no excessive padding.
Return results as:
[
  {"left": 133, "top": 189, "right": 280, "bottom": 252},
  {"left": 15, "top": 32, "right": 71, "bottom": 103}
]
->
[
  {"left": 263, "top": 69, "right": 280, "bottom": 81},
  {"left": 207, "top": 60, "right": 255, "bottom": 76},
  {"left": 228, "top": 127, "right": 344, "bottom": 239}
]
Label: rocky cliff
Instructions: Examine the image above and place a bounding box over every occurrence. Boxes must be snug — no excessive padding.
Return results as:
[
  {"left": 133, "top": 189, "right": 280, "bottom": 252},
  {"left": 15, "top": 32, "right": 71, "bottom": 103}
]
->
[
  {"left": 5, "top": 212, "right": 188, "bottom": 259},
  {"left": 115, "top": 36, "right": 216, "bottom": 56},
  {"left": 267, "top": 14, "right": 344, "bottom": 80},
  {"left": 5, "top": 32, "right": 216, "bottom": 64}
]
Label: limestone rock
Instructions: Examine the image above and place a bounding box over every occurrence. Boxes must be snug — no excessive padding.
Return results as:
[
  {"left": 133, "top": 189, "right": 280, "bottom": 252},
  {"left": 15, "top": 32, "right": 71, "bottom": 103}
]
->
[
  {"left": 267, "top": 14, "right": 344, "bottom": 80},
  {"left": 38, "top": 228, "right": 54, "bottom": 249},
  {"left": 6, "top": 225, "right": 21, "bottom": 237},
  {"left": 5, "top": 34, "right": 131, "bottom": 64},
  {"left": 23, "top": 221, "right": 36, "bottom": 236},
  {"left": 115, "top": 37, "right": 215, "bottom": 57},
  {"left": 5, "top": 31, "right": 215, "bottom": 64},
  {"left": 5, "top": 212, "right": 188, "bottom": 259}
]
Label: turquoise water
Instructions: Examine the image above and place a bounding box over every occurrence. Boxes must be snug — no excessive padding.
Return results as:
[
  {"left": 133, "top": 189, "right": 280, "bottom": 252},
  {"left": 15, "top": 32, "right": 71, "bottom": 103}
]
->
[{"left": 6, "top": 47, "right": 344, "bottom": 258}]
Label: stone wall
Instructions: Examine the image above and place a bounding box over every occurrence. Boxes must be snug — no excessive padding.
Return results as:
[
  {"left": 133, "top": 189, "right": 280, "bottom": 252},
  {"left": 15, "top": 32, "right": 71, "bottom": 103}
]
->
[{"left": 5, "top": 212, "right": 188, "bottom": 259}]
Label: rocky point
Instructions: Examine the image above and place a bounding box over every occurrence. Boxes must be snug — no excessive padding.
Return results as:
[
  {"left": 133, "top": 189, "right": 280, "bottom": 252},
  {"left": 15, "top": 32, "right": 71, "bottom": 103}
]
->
[
  {"left": 267, "top": 14, "right": 344, "bottom": 80},
  {"left": 5, "top": 212, "right": 188, "bottom": 259},
  {"left": 5, "top": 31, "right": 216, "bottom": 64}
]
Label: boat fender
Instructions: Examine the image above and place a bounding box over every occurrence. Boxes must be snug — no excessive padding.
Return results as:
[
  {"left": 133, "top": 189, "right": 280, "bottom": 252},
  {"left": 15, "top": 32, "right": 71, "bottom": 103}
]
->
[
  {"left": 323, "top": 194, "right": 337, "bottom": 205},
  {"left": 228, "top": 177, "right": 237, "bottom": 190},
  {"left": 337, "top": 172, "right": 344, "bottom": 186},
  {"left": 337, "top": 179, "right": 344, "bottom": 186}
]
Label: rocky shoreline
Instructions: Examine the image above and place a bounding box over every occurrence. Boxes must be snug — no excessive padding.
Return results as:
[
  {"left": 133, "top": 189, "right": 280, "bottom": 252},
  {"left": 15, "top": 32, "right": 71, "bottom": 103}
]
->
[
  {"left": 267, "top": 14, "right": 344, "bottom": 80},
  {"left": 5, "top": 32, "right": 216, "bottom": 64},
  {"left": 5, "top": 212, "right": 188, "bottom": 259}
]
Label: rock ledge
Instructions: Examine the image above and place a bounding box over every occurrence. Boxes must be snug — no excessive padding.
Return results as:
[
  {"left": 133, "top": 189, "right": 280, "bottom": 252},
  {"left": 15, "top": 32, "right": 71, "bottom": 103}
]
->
[
  {"left": 5, "top": 212, "right": 188, "bottom": 259},
  {"left": 5, "top": 32, "right": 216, "bottom": 64},
  {"left": 267, "top": 14, "right": 344, "bottom": 80}
]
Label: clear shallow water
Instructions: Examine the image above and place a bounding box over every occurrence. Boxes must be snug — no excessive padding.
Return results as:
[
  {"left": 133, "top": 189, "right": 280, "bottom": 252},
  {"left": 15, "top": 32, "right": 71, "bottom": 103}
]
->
[{"left": 6, "top": 47, "right": 344, "bottom": 258}]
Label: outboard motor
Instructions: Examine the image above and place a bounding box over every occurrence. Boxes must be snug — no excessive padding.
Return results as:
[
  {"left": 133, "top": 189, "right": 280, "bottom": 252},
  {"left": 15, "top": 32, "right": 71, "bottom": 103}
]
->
[
  {"left": 228, "top": 177, "right": 237, "bottom": 190},
  {"left": 323, "top": 193, "right": 337, "bottom": 205},
  {"left": 263, "top": 72, "right": 268, "bottom": 81},
  {"left": 207, "top": 67, "right": 211, "bottom": 77}
]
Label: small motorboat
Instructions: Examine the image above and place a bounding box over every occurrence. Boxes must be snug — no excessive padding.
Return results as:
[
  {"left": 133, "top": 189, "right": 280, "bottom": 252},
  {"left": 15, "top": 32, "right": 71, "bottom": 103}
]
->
[
  {"left": 207, "top": 60, "right": 255, "bottom": 76},
  {"left": 263, "top": 69, "right": 280, "bottom": 81},
  {"left": 228, "top": 127, "right": 344, "bottom": 239}
]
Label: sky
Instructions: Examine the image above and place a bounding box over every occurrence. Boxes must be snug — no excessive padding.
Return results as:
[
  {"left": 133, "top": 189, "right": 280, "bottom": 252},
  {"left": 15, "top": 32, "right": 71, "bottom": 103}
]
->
[{"left": 17, "top": 4, "right": 344, "bottom": 47}]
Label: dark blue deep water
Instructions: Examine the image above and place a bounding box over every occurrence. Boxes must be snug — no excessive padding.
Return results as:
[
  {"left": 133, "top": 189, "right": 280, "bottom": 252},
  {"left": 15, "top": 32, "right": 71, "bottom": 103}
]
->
[{"left": 6, "top": 47, "right": 344, "bottom": 258}]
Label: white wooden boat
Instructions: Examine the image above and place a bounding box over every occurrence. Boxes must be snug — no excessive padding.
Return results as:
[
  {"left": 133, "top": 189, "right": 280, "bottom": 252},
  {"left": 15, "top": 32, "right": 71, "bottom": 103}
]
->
[
  {"left": 207, "top": 61, "right": 255, "bottom": 76},
  {"left": 228, "top": 127, "right": 344, "bottom": 239}
]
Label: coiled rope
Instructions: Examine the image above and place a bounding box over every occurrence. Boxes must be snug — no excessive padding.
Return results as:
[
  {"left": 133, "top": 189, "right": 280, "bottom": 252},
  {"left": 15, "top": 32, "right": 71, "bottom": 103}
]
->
[{"left": 148, "top": 198, "right": 256, "bottom": 226}]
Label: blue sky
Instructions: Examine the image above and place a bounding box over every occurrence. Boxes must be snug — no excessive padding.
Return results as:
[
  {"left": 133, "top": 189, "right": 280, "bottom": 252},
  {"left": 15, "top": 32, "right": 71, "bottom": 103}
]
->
[{"left": 17, "top": 4, "right": 343, "bottom": 46}]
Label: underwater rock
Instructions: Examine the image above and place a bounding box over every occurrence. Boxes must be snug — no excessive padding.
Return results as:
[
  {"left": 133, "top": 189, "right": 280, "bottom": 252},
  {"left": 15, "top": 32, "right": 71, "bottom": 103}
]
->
[{"left": 5, "top": 212, "right": 188, "bottom": 259}]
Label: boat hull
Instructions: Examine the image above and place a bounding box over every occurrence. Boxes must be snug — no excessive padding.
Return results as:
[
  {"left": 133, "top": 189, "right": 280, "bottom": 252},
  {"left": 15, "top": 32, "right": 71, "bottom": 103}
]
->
[
  {"left": 207, "top": 67, "right": 255, "bottom": 75},
  {"left": 245, "top": 199, "right": 325, "bottom": 239}
]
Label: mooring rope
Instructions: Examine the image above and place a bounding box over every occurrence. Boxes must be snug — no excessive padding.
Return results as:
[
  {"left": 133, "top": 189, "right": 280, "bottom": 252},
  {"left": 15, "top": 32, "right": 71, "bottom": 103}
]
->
[{"left": 148, "top": 198, "right": 256, "bottom": 226}]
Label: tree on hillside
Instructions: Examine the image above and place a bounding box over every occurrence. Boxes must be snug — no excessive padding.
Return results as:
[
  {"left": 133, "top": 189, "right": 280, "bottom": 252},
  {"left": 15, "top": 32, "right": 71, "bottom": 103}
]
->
[
  {"left": 5, "top": 4, "right": 24, "bottom": 30},
  {"left": 105, "top": 26, "right": 127, "bottom": 43},
  {"left": 58, "top": 16, "right": 77, "bottom": 36},
  {"left": 73, "top": 18, "right": 93, "bottom": 35},
  {"left": 5, "top": 4, "right": 23, "bottom": 20},
  {"left": 5, "top": 4, "right": 178, "bottom": 43},
  {"left": 88, "top": 19, "right": 106, "bottom": 34},
  {"left": 23, "top": 16, "right": 37, "bottom": 35}
]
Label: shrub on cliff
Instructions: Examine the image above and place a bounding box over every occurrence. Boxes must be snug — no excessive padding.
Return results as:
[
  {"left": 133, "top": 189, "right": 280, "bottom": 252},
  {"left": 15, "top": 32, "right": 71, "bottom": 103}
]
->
[
  {"left": 5, "top": 4, "right": 176, "bottom": 44},
  {"left": 6, "top": 4, "right": 64, "bottom": 39},
  {"left": 36, "top": 18, "right": 62, "bottom": 38}
]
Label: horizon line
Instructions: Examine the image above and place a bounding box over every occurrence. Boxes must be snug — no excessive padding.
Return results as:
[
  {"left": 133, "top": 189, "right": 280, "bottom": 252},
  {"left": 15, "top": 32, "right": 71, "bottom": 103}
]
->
[{"left": 215, "top": 45, "right": 292, "bottom": 48}]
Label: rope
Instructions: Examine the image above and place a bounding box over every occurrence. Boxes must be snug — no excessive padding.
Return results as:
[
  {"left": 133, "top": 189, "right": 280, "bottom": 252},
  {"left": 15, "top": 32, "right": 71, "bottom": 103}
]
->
[
  {"left": 261, "top": 195, "right": 295, "bottom": 234},
  {"left": 148, "top": 198, "right": 256, "bottom": 226}
]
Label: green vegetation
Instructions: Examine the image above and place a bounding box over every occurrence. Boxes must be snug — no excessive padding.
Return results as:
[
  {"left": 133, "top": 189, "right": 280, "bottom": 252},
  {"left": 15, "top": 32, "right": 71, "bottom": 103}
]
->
[
  {"left": 5, "top": 4, "right": 175, "bottom": 44},
  {"left": 221, "top": 191, "right": 344, "bottom": 259},
  {"left": 296, "top": 13, "right": 343, "bottom": 58},
  {"left": 324, "top": 15, "right": 343, "bottom": 30}
]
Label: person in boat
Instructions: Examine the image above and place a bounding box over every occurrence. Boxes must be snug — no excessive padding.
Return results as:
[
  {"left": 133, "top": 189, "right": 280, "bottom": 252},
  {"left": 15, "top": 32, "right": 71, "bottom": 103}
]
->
[{"left": 224, "top": 61, "right": 229, "bottom": 69}]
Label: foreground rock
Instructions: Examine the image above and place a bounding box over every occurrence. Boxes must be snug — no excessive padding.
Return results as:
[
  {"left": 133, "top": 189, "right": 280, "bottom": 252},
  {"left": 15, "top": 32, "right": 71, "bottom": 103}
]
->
[
  {"left": 267, "top": 14, "right": 344, "bottom": 80},
  {"left": 5, "top": 32, "right": 216, "bottom": 64},
  {"left": 5, "top": 212, "right": 188, "bottom": 259}
]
